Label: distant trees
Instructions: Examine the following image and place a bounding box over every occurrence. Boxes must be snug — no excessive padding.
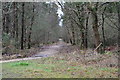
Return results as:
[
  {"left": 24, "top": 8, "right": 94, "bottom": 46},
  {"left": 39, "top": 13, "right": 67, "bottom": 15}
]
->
[
  {"left": 63, "top": 2, "right": 118, "bottom": 53},
  {"left": 63, "top": 3, "right": 90, "bottom": 49},
  {"left": 63, "top": 3, "right": 86, "bottom": 49},
  {"left": 2, "top": 2, "right": 59, "bottom": 54},
  {"left": 2, "top": 2, "right": 119, "bottom": 54}
]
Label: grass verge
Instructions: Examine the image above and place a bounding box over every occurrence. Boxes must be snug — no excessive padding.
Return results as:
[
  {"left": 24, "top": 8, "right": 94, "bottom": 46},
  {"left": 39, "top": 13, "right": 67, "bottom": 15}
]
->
[{"left": 2, "top": 57, "right": 118, "bottom": 78}]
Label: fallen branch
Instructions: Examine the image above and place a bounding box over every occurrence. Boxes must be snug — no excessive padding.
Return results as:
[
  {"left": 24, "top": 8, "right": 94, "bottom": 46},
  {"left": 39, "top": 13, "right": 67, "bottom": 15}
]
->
[{"left": 94, "top": 43, "right": 102, "bottom": 52}]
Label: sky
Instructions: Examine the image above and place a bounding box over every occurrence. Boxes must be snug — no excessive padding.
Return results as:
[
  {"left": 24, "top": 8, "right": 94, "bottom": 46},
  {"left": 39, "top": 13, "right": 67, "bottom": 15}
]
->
[
  {"left": 55, "top": 0, "right": 65, "bottom": 27},
  {"left": 46, "top": 0, "right": 65, "bottom": 27}
]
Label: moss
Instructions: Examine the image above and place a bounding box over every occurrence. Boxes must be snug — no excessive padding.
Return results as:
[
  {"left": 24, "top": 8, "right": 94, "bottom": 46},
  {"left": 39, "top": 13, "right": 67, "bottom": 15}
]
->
[{"left": 11, "top": 62, "right": 29, "bottom": 66}]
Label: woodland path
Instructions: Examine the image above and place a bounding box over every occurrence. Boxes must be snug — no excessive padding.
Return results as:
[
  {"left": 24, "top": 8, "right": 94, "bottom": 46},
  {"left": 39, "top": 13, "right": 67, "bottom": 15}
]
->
[{"left": 1, "top": 41, "right": 70, "bottom": 63}]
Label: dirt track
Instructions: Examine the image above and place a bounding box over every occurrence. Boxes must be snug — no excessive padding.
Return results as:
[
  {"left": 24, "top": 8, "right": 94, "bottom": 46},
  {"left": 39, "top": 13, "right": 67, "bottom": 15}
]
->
[{"left": 1, "top": 41, "right": 70, "bottom": 63}]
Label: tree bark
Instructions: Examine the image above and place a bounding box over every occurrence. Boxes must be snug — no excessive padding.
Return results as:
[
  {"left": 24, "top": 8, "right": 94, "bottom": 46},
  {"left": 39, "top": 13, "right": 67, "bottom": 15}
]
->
[
  {"left": 91, "top": 10, "right": 101, "bottom": 52},
  {"left": 71, "top": 21, "right": 76, "bottom": 45},
  {"left": 21, "top": 3, "right": 25, "bottom": 50},
  {"left": 81, "top": 31, "right": 85, "bottom": 49},
  {"left": 4, "top": 6, "right": 10, "bottom": 34},
  {"left": 85, "top": 12, "right": 89, "bottom": 49},
  {"left": 101, "top": 7, "right": 106, "bottom": 53},
  {"left": 2, "top": 13, "right": 5, "bottom": 33},
  {"left": 13, "top": 2, "right": 16, "bottom": 38},
  {"left": 28, "top": 4, "right": 35, "bottom": 49},
  {"left": 13, "top": 2, "right": 19, "bottom": 48}
]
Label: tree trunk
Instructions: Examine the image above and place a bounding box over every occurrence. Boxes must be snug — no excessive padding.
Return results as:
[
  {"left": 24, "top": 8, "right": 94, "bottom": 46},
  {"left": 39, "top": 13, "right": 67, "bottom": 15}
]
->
[
  {"left": 116, "top": 2, "right": 120, "bottom": 72},
  {"left": 16, "top": 5, "right": 19, "bottom": 49},
  {"left": 13, "top": 2, "right": 16, "bottom": 38},
  {"left": 28, "top": 26, "right": 32, "bottom": 49},
  {"left": 101, "top": 7, "right": 106, "bottom": 53},
  {"left": 28, "top": 3, "right": 35, "bottom": 49},
  {"left": 13, "top": 2, "right": 19, "bottom": 48},
  {"left": 116, "top": 3, "right": 120, "bottom": 54},
  {"left": 71, "top": 21, "right": 76, "bottom": 45},
  {"left": 21, "top": 3, "right": 25, "bottom": 50},
  {"left": 5, "top": 7, "right": 10, "bottom": 34},
  {"left": 81, "top": 31, "right": 85, "bottom": 49},
  {"left": 85, "top": 12, "right": 89, "bottom": 49},
  {"left": 91, "top": 10, "right": 101, "bottom": 52},
  {"left": 65, "top": 26, "right": 72, "bottom": 44},
  {"left": 2, "top": 13, "right": 5, "bottom": 33}
]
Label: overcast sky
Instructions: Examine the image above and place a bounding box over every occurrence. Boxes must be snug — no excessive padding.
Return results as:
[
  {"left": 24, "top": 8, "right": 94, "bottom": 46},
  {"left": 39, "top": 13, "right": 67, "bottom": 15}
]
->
[{"left": 46, "top": 0, "right": 65, "bottom": 27}]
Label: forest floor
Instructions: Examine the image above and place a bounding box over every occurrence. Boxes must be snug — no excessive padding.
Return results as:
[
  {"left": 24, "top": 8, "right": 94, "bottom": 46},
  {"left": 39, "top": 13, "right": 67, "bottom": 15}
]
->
[{"left": 1, "top": 41, "right": 119, "bottom": 78}]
